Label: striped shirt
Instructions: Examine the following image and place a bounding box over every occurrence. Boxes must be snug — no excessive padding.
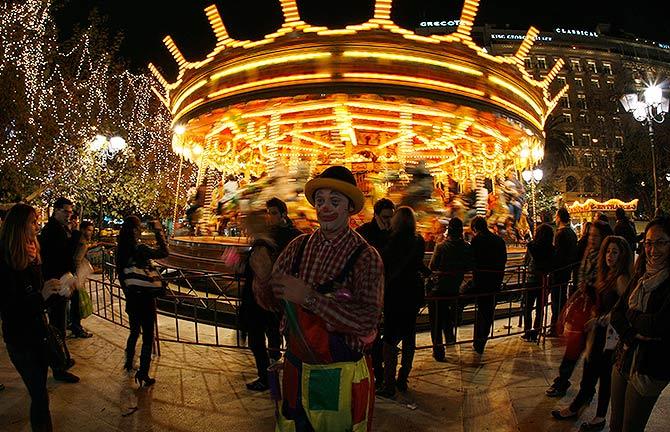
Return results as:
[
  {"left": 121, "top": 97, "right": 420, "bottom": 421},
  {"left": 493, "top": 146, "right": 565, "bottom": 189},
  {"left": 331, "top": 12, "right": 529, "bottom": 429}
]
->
[{"left": 256, "top": 227, "right": 384, "bottom": 352}]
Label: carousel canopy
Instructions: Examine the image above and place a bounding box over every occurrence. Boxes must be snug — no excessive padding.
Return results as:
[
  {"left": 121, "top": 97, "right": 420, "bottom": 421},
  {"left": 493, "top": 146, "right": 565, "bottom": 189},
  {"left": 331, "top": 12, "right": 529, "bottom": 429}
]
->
[{"left": 152, "top": 0, "right": 565, "bottom": 184}]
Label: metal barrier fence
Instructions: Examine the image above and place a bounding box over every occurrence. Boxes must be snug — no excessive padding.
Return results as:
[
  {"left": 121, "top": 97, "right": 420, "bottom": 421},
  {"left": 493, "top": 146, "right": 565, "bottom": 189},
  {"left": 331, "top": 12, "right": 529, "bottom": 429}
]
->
[{"left": 87, "top": 248, "right": 575, "bottom": 354}]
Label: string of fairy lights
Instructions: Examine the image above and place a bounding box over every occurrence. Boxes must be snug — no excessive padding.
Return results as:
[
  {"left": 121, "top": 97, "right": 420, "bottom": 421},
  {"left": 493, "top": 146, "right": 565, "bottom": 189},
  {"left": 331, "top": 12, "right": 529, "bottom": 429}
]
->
[{"left": 0, "top": 0, "right": 189, "bottom": 214}]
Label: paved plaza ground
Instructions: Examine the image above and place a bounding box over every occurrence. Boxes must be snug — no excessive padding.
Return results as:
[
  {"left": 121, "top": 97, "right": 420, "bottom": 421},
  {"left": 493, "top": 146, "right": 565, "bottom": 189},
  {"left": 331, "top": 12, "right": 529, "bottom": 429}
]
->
[{"left": 1, "top": 315, "right": 669, "bottom": 431}]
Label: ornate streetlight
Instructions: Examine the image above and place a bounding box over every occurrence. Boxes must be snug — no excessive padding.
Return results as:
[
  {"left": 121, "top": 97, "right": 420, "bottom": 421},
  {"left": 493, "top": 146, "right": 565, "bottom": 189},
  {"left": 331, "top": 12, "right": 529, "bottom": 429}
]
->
[
  {"left": 620, "top": 84, "right": 669, "bottom": 213},
  {"left": 522, "top": 167, "right": 544, "bottom": 226}
]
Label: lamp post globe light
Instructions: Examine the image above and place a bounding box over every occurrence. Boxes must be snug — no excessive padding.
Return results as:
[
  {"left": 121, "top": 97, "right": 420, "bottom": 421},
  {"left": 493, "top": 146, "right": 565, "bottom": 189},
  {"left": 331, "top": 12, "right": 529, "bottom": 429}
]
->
[
  {"left": 620, "top": 84, "right": 669, "bottom": 214},
  {"left": 522, "top": 167, "right": 543, "bottom": 226}
]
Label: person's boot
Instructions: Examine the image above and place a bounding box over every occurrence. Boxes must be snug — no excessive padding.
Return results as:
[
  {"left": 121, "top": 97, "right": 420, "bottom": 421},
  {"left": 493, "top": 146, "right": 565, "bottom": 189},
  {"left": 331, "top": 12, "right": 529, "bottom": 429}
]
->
[{"left": 377, "top": 343, "right": 398, "bottom": 399}]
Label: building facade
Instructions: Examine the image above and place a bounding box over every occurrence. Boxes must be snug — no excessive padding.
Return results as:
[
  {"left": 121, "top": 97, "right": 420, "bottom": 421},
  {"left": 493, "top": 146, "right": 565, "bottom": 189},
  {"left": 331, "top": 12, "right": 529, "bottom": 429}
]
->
[{"left": 419, "top": 22, "right": 670, "bottom": 204}]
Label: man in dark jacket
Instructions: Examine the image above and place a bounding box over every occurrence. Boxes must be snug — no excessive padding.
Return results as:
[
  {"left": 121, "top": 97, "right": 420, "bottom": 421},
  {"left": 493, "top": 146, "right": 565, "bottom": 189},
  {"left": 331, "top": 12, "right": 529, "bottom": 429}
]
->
[
  {"left": 550, "top": 207, "right": 578, "bottom": 336},
  {"left": 38, "top": 197, "right": 80, "bottom": 383},
  {"left": 428, "top": 217, "right": 473, "bottom": 361},
  {"left": 242, "top": 198, "right": 302, "bottom": 391},
  {"left": 614, "top": 207, "right": 637, "bottom": 254},
  {"left": 356, "top": 198, "right": 395, "bottom": 252},
  {"left": 356, "top": 198, "right": 394, "bottom": 386},
  {"left": 470, "top": 216, "right": 507, "bottom": 354}
]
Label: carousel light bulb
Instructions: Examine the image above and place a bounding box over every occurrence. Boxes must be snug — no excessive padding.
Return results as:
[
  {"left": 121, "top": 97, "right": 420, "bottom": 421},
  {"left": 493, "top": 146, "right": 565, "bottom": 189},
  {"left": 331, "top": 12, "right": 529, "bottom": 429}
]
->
[
  {"left": 520, "top": 147, "right": 530, "bottom": 159},
  {"left": 174, "top": 125, "right": 186, "bottom": 135}
]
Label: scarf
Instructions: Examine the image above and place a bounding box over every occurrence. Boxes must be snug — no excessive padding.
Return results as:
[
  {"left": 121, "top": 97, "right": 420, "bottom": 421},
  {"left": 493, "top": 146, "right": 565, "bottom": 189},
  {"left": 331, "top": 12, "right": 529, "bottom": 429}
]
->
[{"left": 628, "top": 267, "right": 669, "bottom": 312}]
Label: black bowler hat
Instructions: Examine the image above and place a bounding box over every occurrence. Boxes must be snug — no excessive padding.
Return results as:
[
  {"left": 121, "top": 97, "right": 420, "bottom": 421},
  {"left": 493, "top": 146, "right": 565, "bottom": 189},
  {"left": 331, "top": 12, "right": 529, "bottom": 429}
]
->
[{"left": 304, "top": 166, "right": 365, "bottom": 214}]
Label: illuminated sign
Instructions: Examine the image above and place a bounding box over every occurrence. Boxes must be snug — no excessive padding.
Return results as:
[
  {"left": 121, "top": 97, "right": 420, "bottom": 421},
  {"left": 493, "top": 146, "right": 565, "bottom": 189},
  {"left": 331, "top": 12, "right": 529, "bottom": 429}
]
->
[
  {"left": 491, "top": 33, "right": 553, "bottom": 42},
  {"left": 555, "top": 28, "right": 599, "bottom": 37},
  {"left": 420, "top": 20, "right": 461, "bottom": 27}
]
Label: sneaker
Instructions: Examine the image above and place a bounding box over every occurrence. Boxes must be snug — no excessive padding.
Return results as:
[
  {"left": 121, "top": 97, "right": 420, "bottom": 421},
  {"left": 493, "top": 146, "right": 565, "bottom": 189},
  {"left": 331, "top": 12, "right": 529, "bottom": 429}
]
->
[
  {"left": 245, "top": 379, "right": 269, "bottom": 392},
  {"left": 376, "top": 386, "right": 396, "bottom": 399},
  {"left": 546, "top": 384, "right": 569, "bottom": 397},
  {"left": 72, "top": 327, "right": 93, "bottom": 338},
  {"left": 53, "top": 371, "right": 80, "bottom": 383}
]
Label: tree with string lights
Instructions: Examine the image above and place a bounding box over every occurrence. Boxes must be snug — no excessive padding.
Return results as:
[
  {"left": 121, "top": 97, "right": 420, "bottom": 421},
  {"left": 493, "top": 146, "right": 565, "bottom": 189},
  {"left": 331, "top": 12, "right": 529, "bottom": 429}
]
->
[{"left": 0, "top": 0, "right": 189, "bottom": 220}]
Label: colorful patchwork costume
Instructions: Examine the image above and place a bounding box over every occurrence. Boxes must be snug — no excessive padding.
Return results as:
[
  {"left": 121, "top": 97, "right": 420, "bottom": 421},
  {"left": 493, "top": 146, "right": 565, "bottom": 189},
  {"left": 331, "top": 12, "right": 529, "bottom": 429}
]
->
[{"left": 255, "top": 167, "right": 384, "bottom": 431}]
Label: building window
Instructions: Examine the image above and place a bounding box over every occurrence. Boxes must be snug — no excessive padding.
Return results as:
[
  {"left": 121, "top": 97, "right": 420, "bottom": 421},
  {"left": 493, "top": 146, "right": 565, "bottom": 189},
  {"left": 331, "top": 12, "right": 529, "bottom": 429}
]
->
[
  {"left": 567, "top": 152, "right": 577, "bottom": 166},
  {"left": 581, "top": 133, "right": 591, "bottom": 146},
  {"left": 606, "top": 80, "right": 615, "bottom": 90},
  {"left": 563, "top": 113, "right": 572, "bottom": 123},
  {"left": 613, "top": 117, "right": 622, "bottom": 128},
  {"left": 561, "top": 95, "right": 571, "bottom": 108},
  {"left": 565, "top": 132, "right": 575, "bottom": 146},
  {"left": 571, "top": 59, "right": 582, "bottom": 72},
  {"left": 587, "top": 61, "right": 597, "bottom": 73},
  {"left": 575, "top": 77, "right": 584, "bottom": 87},
  {"left": 597, "top": 115, "right": 605, "bottom": 124},
  {"left": 615, "top": 136, "right": 624, "bottom": 147},
  {"left": 566, "top": 176, "right": 579, "bottom": 192},
  {"left": 557, "top": 76, "right": 567, "bottom": 87},
  {"left": 577, "top": 94, "right": 587, "bottom": 109},
  {"left": 524, "top": 57, "right": 532, "bottom": 69},
  {"left": 591, "top": 79, "right": 600, "bottom": 88},
  {"left": 583, "top": 176, "right": 596, "bottom": 192},
  {"left": 579, "top": 113, "right": 588, "bottom": 123},
  {"left": 603, "top": 63, "right": 613, "bottom": 75},
  {"left": 537, "top": 57, "right": 547, "bottom": 69}
]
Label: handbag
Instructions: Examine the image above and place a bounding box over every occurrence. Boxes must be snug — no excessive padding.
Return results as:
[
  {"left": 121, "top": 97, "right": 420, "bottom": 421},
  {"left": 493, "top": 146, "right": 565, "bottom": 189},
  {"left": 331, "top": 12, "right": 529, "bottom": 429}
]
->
[
  {"left": 121, "top": 258, "right": 166, "bottom": 297},
  {"left": 79, "top": 288, "right": 93, "bottom": 319},
  {"left": 559, "top": 288, "right": 594, "bottom": 334},
  {"left": 43, "top": 312, "right": 71, "bottom": 371}
]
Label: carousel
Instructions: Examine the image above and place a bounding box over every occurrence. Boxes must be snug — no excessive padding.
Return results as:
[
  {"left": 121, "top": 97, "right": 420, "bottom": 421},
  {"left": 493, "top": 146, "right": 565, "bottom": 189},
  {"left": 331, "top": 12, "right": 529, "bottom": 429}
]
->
[{"left": 152, "top": 0, "right": 566, "bottom": 264}]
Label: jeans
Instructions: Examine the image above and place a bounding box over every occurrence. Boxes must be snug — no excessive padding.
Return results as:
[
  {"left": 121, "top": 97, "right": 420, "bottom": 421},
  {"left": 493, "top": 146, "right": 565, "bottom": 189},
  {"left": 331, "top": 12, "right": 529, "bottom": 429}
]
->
[
  {"left": 610, "top": 367, "right": 667, "bottom": 432},
  {"left": 569, "top": 327, "right": 613, "bottom": 418},
  {"left": 125, "top": 294, "right": 156, "bottom": 375},
  {"left": 6, "top": 344, "right": 53, "bottom": 432},
  {"left": 553, "top": 329, "right": 587, "bottom": 389},
  {"left": 474, "top": 294, "right": 496, "bottom": 352},
  {"left": 550, "top": 282, "right": 569, "bottom": 330},
  {"left": 68, "top": 289, "right": 84, "bottom": 330},
  {"left": 428, "top": 299, "right": 457, "bottom": 356},
  {"left": 47, "top": 295, "right": 68, "bottom": 374},
  {"left": 382, "top": 324, "right": 417, "bottom": 388},
  {"left": 247, "top": 312, "right": 281, "bottom": 383},
  {"left": 523, "top": 285, "right": 544, "bottom": 334}
]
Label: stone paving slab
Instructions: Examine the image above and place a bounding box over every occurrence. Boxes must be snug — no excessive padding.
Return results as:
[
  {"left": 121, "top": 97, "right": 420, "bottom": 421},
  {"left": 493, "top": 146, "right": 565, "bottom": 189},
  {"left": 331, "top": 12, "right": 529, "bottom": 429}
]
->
[{"left": 1, "top": 316, "right": 669, "bottom": 431}]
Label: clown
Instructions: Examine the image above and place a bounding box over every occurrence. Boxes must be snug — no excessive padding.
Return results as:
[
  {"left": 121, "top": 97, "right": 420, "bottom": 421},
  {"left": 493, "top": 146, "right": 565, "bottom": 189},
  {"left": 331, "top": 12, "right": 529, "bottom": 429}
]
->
[{"left": 254, "top": 166, "right": 384, "bottom": 432}]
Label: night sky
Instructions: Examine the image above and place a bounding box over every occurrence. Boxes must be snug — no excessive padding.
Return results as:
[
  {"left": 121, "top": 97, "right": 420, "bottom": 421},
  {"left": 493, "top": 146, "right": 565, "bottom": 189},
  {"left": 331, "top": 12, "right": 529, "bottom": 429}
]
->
[{"left": 54, "top": 0, "right": 669, "bottom": 79}]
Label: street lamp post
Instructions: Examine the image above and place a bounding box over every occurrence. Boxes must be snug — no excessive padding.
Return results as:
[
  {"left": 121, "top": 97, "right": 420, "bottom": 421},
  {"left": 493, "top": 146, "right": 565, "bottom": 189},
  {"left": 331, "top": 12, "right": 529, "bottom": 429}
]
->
[
  {"left": 88, "top": 134, "right": 127, "bottom": 235},
  {"left": 620, "top": 84, "right": 669, "bottom": 214},
  {"left": 522, "top": 168, "right": 544, "bottom": 227}
]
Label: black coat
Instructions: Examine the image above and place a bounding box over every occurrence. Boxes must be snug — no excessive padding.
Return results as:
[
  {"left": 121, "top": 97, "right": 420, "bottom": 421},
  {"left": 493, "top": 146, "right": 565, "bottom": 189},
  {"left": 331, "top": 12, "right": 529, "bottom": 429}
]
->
[
  {"left": 381, "top": 233, "right": 427, "bottom": 337},
  {"left": 38, "top": 217, "right": 75, "bottom": 280},
  {"left": 0, "top": 257, "right": 47, "bottom": 348},
  {"left": 356, "top": 219, "right": 390, "bottom": 253},
  {"left": 525, "top": 239, "right": 555, "bottom": 286},
  {"left": 471, "top": 231, "right": 507, "bottom": 293},
  {"left": 553, "top": 226, "right": 578, "bottom": 283},
  {"left": 611, "top": 275, "right": 670, "bottom": 381},
  {"left": 429, "top": 238, "right": 473, "bottom": 295},
  {"left": 614, "top": 218, "right": 637, "bottom": 253}
]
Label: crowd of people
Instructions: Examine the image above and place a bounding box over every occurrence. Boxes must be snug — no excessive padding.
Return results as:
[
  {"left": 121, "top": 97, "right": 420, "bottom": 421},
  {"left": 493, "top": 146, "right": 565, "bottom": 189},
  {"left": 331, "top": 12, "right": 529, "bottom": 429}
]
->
[{"left": 1, "top": 164, "right": 669, "bottom": 431}]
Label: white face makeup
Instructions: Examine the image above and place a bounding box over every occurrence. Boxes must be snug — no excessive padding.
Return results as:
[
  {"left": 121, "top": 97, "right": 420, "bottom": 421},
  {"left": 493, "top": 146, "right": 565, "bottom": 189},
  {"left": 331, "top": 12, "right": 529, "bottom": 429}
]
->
[{"left": 314, "top": 188, "right": 351, "bottom": 235}]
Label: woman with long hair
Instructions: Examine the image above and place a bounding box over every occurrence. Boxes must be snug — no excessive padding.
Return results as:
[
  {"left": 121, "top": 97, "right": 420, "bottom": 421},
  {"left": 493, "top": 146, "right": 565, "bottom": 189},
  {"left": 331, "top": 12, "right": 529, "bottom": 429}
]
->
[
  {"left": 552, "top": 236, "right": 633, "bottom": 430},
  {"left": 377, "top": 206, "right": 429, "bottom": 398},
  {"left": 609, "top": 217, "right": 670, "bottom": 432},
  {"left": 116, "top": 216, "right": 168, "bottom": 387},
  {"left": 522, "top": 223, "right": 555, "bottom": 342},
  {"left": 547, "top": 221, "right": 614, "bottom": 397},
  {"left": 0, "top": 204, "right": 60, "bottom": 431}
]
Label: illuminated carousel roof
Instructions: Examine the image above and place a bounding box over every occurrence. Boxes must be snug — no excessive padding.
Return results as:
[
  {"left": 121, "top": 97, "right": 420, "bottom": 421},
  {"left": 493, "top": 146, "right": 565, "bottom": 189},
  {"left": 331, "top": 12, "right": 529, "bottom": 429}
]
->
[{"left": 152, "top": 0, "right": 567, "bottom": 182}]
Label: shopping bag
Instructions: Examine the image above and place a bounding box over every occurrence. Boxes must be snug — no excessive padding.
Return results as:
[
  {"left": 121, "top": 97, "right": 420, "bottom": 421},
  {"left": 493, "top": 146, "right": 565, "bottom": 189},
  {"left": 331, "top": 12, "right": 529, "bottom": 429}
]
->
[{"left": 79, "top": 288, "right": 93, "bottom": 319}]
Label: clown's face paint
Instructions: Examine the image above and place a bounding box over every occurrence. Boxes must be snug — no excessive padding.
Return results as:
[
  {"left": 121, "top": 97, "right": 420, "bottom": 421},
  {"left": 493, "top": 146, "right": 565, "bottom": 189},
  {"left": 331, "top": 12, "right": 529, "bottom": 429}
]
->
[{"left": 314, "top": 188, "right": 352, "bottom": 238}]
